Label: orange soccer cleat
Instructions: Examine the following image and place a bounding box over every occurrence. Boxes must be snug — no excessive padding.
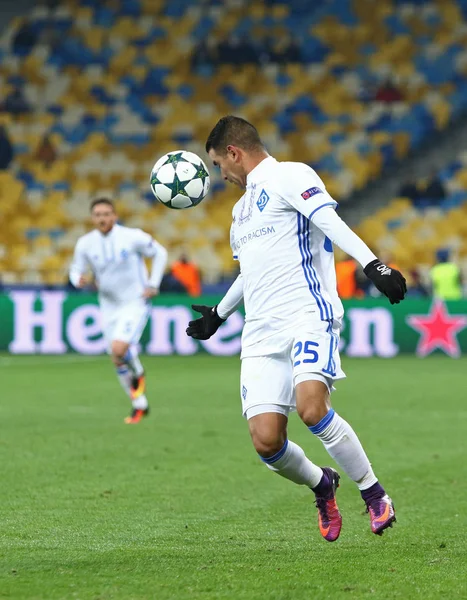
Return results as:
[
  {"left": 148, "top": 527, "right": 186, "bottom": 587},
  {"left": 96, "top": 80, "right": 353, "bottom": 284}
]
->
[
  {"left": 124, "top": 407, "right": 150, "bottom": 424},
  {"left": 366, "top": 494, "right": 396, "bottom": 536},
  {"left": 313, "top": 467, "right": 342, "bottom": 542}
]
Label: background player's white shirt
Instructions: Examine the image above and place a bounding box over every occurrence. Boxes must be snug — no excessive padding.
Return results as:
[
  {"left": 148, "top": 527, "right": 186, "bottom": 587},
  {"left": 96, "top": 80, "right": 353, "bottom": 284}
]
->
[
  {"left": 70, "top": 224, "right": 167, "bottom": 312},
  {"left": 229, "top": 156, "right": 344, "bottom": 358}
]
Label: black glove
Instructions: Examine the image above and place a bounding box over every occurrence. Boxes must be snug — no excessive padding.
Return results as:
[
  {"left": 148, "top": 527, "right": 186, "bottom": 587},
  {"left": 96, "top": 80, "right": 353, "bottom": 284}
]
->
[
  {"left": 363, "top": 259, "right": 407, "bottom": 305},
  {"left": 186, "top": 305, "right": 225, "bottom": 340}
]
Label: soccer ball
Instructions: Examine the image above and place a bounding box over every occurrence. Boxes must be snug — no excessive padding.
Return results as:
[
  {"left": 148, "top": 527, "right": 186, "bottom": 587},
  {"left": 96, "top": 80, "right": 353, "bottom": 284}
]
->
[{"left": 150, "top": 150, "right": 210, "bottom": 209}]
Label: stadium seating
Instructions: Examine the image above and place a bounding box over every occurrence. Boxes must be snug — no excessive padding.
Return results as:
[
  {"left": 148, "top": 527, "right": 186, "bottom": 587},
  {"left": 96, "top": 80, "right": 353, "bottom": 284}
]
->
[
  {"left": 2, "top": 0, "right": 467, "bottom": 284},
  {"left": 355, "top": 150, "right": 467, "bottom": 277}
]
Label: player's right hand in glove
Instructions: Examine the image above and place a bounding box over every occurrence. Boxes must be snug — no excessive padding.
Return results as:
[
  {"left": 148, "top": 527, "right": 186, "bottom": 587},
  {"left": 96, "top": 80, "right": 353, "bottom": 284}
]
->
[
  {"left": 363, "top": 259, "right": 407, "bottom": 304},
  {"left": 186, "top": 305, "right": 225, "bottom": 340}
]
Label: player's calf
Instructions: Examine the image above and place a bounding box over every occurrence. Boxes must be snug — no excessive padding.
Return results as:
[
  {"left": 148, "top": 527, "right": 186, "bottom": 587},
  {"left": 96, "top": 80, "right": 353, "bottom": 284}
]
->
[
  {"left": 248, "top": 413, "right": 341, "bottom": 541},
  {"left": 248, "top": 413, "right": 323, "bottom": 487}
]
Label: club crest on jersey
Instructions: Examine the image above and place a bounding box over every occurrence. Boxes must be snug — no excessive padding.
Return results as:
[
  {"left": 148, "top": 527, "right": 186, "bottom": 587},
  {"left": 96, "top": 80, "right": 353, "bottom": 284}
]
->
[
  {"left": 256, "top": 189, "right": 270, "bottom": 212},
  {"left": 301, "top": 186, "right": 322, "bottom": 200}
]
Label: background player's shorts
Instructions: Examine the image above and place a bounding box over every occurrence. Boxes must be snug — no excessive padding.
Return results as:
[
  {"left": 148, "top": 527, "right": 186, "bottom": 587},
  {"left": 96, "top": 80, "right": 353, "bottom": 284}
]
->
[
  {"left": 240, "top": 317, "right": 345, "bottom": 419},
  {"left": 102, "top": 301, "right": 150, "bottom": 350}
]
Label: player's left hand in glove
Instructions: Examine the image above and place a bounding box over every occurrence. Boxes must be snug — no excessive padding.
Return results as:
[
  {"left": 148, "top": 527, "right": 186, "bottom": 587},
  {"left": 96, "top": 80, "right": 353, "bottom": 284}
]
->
[
  {"left": 186, "top": 305, "right": 225, "bottom": 340},
  {"left": 363, "top": 259, "right": 407, "bottom": 304}
]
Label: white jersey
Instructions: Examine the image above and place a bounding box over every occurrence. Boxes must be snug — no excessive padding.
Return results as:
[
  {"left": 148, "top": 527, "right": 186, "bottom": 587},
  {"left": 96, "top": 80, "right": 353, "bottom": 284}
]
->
[
  {"left": 70, "top": 224, "right": 167, "bottom": 312},
  {"left": 229, "top": 156, "right": 344, "bottom": 357}
]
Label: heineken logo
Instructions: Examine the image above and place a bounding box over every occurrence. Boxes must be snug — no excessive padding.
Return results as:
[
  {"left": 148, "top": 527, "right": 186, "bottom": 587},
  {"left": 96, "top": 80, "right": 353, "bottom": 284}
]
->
[{"left": 2, "top": 292, "right": 466, "bottom": 358}]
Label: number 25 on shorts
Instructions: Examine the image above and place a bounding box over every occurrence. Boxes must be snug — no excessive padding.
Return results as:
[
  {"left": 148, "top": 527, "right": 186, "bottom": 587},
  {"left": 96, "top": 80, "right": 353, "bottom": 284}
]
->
[{"left": 293, "top": 341, "right": 319, "bottom": 367}]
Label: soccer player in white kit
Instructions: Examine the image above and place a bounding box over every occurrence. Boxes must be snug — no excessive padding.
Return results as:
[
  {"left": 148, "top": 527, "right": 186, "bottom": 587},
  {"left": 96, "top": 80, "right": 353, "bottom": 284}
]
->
[
  {"left": 187, "top": 117, "right": 406, "bottom": 541},
  {"left": 70, "top": 198, "right": 168, "bottom": 424}
]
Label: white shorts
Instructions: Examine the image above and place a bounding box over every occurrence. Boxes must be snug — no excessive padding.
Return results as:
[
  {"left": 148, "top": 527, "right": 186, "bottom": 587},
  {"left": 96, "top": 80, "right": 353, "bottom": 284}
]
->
[
  {"left": 101, "top": 301, "right": 150, "bottom": 351},
  {"left": 240, "top": 319, "right": 345, "bottom": 419}
]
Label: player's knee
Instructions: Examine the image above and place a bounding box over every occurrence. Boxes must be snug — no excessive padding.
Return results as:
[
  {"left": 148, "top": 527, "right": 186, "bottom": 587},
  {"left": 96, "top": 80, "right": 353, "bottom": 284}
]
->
[
  {"left": 111, "top": 341, "right": 129, "bottom": 363},
  {"left": 296, "top": 380, "right": 330, "bottom": 427},
  {"left": 297, "top": 400, "right": 329, "bottom": 427},
  {"left": 250, "top": 429, "right": 286, "bottom": 458}
]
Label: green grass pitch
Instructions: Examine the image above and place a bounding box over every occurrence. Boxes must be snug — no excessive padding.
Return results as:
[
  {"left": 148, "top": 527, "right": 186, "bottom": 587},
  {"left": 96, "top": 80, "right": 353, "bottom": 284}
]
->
[{"left": 0, "top": 354, "right": 465, "bottom": 600}]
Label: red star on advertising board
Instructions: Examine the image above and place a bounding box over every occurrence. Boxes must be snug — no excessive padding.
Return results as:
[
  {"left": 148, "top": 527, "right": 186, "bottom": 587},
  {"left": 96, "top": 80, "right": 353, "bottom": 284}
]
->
[{"left": 406, "top": 299, "right": 467, "bottom": 358}]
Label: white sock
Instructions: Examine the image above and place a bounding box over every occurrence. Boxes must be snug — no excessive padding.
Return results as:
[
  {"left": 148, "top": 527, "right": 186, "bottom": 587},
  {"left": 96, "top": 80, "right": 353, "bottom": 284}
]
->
[
  {"left": 123, "top": 346, "right": 148, "bottom": 410},
  {"left": 116, "top": 363, "right": 148, "bottom": 411},
  {"left": 260, "top": 439, "right": 323, "bottom": 488},
  {"left": 309, "top": 409, "right": 378, "bottom": 490},
  {"left": 116, "top": 365, "right": 132, "bottom": 398},
  {"left": 124, "top": 345, "right": 144, "bottom": 377},
  {"left": 132, "top": 394, "right": 148, "bottom": 410}
]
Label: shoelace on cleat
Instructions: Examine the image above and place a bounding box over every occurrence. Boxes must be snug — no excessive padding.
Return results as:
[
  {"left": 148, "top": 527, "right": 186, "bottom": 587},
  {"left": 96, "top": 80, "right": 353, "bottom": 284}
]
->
[
  {"left": 315, "top": 497, "right": 329, "bottom": 519},
  {"left": 316, "top": 497, "right": 340, "bottom": 521},
  {"left": 365, "top": 497, "right": 384, "bottom": 517}
]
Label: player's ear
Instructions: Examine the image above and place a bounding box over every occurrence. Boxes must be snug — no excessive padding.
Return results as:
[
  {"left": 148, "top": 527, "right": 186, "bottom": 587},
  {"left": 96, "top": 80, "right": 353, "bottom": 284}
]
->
[{"left": 226, "top": 145, "right": 241, "bottom": 162}]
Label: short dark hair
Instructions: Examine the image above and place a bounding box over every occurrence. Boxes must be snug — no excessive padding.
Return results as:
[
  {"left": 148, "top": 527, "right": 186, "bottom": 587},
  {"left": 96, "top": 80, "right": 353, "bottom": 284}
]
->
[
  {"left": 90, "top": 197, "right": 115, "bottom": 212},
  {"left": 205, "top": 115, "right": 264, "bottom": 155}
]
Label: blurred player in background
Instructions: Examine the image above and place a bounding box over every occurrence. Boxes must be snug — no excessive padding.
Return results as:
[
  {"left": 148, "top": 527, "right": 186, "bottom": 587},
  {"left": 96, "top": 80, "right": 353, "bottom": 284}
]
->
[
  {"left": 187, "top": 116, "right": 406, "bottom": 541},
  {"left": 70, "top": 198, "right": 168, "bottom": 424}
]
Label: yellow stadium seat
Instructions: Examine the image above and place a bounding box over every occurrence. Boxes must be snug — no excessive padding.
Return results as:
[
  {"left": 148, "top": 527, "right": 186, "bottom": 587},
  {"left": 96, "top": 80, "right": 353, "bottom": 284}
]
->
[
  {"left": 46, "top": 191, "right": 66, "bottom": 206},
  {"left": 358, "top": 217, "right": 388, "bottom": 246},
  {"left": 141, "top": 0, "right": 164, "bottom": 12},
  {"left": 9, "top": 243, "right": 29, "bottom": 261},
  {"left": 41, "top": 255, "right": 64, "bottom": 271},
  {"left": 341, "top": 152, "right": 370, "bottom": 189},
  {"left": 37, "top": 114, "right": 55, "bottom": 128},
  {"left": 0, "top": 113, "right": 13, "bottom": 126},
  {"left": 42, "top": 271, "right": 67, "bottom": 286},
  {"left": 110, "top": 47, "right": 138, "bottom": 75},
  {"left": 367, "top": 151, "right": 383, "bottom": 178},
  {"left": 436, "top": 0, "right": 462, "bottom": 24},
  {"left": 456, "top": 168, "right": 467, "bottom": 187},
  {"left": 271, "top": 4, "right": 289, "bottom": 18},
  {"left": 10, "top": 216, "right": 34, "bottom": 235},
  {"left": 74, "top": 6, "right": 93, "bottom": 20},
  {"left": 393, "top": 132, "right": 411, "bottom": 159},
  {"left": 391, "top": 197, "right": 412, "bottom": 211},
  {"left": 34, "top": 235, "right": 53, "bottom": 249},
  {"left": 430, "top": 101, "right": 451, "bottom": 130},
  {"left": 325, "top": 178, "right": 343, "bottom": 199},
  {"left": 112, "top": 17, "right": 143, "bottom": 40},
  {"left": 85, "top": 28, "right": 105, "bottom": 52},
  {"left": 371, "top": 131, "right": 391, "bottom": 146}
]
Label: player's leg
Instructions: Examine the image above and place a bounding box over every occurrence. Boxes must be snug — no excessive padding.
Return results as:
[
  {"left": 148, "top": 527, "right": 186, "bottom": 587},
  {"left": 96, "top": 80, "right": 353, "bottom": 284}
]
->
[
  {"left": 111, "top": 340, "right": 149, "bottom": 423},
  {"left": 102, "top": 313, "right": 134, "bottom": 400},
  {"left": 111, "top": 304, "right": 150, "bottom": 423},
  {"left": 113, "top": 353, "right": 132, "bottom": 398},
  {"left": 247, "top": 409, "right": 323, "bottom": 487},
  {"left": 242, "top": 356, "right": 342, "bottom": 542},
  {"left": 293, "top": 323, "right": 395, "bottom": 535}
]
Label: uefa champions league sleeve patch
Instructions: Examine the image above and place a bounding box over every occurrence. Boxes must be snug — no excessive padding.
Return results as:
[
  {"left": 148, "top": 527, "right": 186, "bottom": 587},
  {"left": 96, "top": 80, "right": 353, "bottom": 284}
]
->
[{"left": 301, "top": 186, "right": 323, "bottom": 200}]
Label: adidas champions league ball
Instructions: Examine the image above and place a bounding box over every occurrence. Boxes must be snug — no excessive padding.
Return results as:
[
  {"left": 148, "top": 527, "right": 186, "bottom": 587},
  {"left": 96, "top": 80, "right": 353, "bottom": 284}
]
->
[{"left": 150, "top": 150, "right": 210, "bottom": 209}]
